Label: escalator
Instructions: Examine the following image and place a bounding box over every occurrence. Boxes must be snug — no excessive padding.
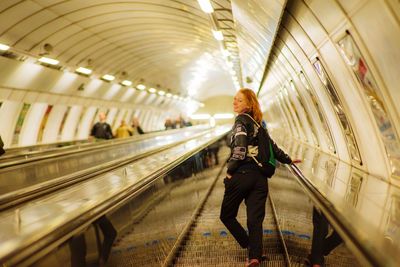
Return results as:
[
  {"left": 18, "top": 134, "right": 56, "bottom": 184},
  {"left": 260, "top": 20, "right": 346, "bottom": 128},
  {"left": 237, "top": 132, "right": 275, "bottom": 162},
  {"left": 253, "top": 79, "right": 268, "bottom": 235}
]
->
[
  {"left": 0, "top": 130, "right": 395, "bottom": 266},
  {"left": 107, "top": 148, "right": 359, "bottom": 267}
]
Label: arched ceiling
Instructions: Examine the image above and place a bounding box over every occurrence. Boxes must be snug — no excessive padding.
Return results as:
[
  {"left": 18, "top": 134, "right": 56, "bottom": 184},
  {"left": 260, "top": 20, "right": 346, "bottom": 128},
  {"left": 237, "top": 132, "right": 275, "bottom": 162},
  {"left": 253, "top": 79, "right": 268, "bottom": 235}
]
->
[{"left": 0, "top": 0, "right": 237, "bottom": 101}]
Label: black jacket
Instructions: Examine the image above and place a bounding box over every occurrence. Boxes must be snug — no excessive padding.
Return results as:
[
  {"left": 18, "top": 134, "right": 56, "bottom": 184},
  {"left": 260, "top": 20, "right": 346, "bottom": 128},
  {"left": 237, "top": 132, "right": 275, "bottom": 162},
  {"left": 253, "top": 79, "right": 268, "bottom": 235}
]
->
[
  {"left": 227, "top": 113, "right": 292, "bottom": 175},
  {"left": 91, "top": 122, "right": 113, "bottom": 139}
]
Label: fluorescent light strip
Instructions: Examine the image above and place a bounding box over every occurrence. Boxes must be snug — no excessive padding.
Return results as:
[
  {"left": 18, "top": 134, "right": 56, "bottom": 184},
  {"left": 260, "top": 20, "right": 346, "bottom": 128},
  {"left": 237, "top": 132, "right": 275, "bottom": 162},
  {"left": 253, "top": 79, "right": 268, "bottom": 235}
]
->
[
  {"left": 76, "top": 67, "right": 92, "bottom": 75},
  {"left": 0, "top": 43, "right": 10, "bottom": 51},
  {"left": 222, "top": 49, "right": 230, "bottom": 57},
  {"left": 158, "top": 90, "right": 166, "bottom": 96},
  {"left": 212, "top": 30, "right": 224, "bottom": 41},
  {"left": 102, "top": 74, "right": 115, "bottom": 81},
  {"left": 149, "top": 88, "right": 157, "bottom": 93},
  {"left": 136, "top": 84, "right": 146, "bottom": 90},
  {"left": 214, "top": 113, "right": 234, "bottom": 119},
  {"left": 121, "top": 80, "right": 132, "bottom": 86},
  {"left": 191, "top": 114, "right": 211, "bottom": 120},
  {"left": 38, "top": 56, "right": 59, "bottom": 65},
  {"left": 197, "top": 0, "right": 214, "bottom": 13},
  {"left": 166, "top": 93, "right": 172, "bottom": 98}
]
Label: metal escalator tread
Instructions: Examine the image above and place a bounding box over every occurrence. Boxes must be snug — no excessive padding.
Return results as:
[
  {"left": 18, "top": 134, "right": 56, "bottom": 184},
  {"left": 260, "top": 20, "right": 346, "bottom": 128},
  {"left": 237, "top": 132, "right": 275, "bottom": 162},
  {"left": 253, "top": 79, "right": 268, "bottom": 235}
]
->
[
  {"left": 106, "top": 163, "right": 362, "bottom": 267},
  {"left": 105, "top": 165, "right": 223, "bottom": 267},
  {"left": 173, "top": 174, "right": 286, "bottom": 267}
]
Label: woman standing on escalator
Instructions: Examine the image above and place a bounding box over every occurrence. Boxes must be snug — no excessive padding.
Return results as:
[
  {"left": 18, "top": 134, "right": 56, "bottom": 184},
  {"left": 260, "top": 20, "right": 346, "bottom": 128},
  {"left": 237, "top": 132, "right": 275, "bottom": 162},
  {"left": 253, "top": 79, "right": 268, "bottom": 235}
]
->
[{"left": 220, "top": 88, "right": 295, "bottom": 267}]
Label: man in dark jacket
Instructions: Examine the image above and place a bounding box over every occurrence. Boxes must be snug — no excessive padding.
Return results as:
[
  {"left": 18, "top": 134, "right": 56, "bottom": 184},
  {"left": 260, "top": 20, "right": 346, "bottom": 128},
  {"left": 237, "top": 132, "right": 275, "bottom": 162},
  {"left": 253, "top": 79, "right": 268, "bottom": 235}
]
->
[{"left": 90, "top": 112, "right": 113, "bottom": 140}]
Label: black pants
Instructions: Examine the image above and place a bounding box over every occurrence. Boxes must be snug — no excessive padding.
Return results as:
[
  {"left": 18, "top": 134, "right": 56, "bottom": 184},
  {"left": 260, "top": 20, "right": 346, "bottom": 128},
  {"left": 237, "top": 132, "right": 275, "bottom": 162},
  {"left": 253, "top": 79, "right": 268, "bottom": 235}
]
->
[
  {"left": 311, "top": 208, "right": 343, "bottom": 265},
  {"left": 220, "top": 169, "right": 268, "bottom": 260}
]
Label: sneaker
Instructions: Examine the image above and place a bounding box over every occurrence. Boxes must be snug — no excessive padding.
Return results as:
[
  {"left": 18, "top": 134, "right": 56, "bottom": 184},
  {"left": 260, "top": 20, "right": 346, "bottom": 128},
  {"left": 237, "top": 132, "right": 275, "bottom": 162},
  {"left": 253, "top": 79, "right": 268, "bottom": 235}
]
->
[{"left": 245, "top": 259, "right": 260, "bottom": 267}]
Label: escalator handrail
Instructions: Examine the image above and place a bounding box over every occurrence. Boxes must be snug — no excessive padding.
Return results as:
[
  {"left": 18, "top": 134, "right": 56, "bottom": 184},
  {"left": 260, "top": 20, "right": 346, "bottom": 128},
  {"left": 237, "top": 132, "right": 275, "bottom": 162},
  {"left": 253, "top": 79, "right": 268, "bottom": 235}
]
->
[
  {"left": 0, "top": 127, "right": 214, "bottom": 210},
  {"left": 0, "top": 128, "right": 229, "bottom": 266},
  {"left": 287, "top": 163, "right": 385, "bottom": 267},
  {"left": 0, "top": 125, "right": 209, "bottom": 169}
]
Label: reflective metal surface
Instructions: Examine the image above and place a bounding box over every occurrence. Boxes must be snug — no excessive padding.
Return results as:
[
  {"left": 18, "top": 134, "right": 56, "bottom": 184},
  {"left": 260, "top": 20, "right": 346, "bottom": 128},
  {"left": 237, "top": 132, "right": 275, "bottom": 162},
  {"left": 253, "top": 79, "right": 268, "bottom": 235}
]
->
[
  {"left": 312, "top": 58, "right": 362, "bottom": 165},
  {"left": 337, "top": 32, "right": 400, "bottom": 177},
  {"left": 276, "top": 136, "right": 400, "bottom": 266},
  {"left": 232, "top": 0, "right": 286, "bottom": 90},
  {"left": 0, "top": 126, "right": 210, "bottom": 197},
  {"left": 0, "top": 126, "right": 229, "bottom": 265}
]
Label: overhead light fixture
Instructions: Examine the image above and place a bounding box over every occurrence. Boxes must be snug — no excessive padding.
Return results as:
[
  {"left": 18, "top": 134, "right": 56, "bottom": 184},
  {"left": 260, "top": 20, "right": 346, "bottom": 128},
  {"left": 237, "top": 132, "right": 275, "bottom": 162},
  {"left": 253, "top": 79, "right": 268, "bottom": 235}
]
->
[
  {"left": 222, "top": 49, "right": 230, "bottom": 57},
  {"left": 0, "top": 43, "right": 10, "bottom": 51},
  {"left": 136, "top": 84, "right": 146, "bottom": 90},
  {"left": 158, "top": 90, "right": 166, "bottom": 96},
  {"left": 76, "top": 67, "right": 92, "bottom": 75},
  {"left": 214, "top": 113, "right": 234, "bottom": 119},
  {"left": 199, "top": 103, "right": 205, "bottom": 107},
  {"left": 102, "top": 74, "right": 115, "bottom": 81},
  {"left": 38, "top": 56, "right": 59, "bottom": 65},
  {"left": 121, "top": 80, "right": 132, "bottom": 86},
  {"left": 212, "top": 30, "right": 224, "bottom": 41},
  {"left": 173, "top": 95, "right": 179, "bottom": 99},
  {"left": 149, "top": 88, "right": 157, "bottom": 94},
  {"left": 197, "top": 0, "right": 214, "bottom": 13},
  {"left": 191, "top": 114, "right": 211, "bottom": 120},
  {"left": 166, "top": 93, "right": 172, "bottom": 98}
]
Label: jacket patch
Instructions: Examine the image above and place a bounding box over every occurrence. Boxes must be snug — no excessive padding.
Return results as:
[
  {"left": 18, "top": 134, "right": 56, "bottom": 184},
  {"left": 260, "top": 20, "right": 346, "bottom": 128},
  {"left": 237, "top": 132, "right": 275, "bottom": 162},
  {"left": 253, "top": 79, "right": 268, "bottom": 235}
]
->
[{"left": 232, "top": 146, "right": 246, "bottom": 160}]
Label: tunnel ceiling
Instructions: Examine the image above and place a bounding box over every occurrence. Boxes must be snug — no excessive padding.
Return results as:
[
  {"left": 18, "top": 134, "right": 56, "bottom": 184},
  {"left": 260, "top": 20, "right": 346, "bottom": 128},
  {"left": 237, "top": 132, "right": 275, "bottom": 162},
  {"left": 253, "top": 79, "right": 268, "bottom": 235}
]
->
[{"left": 0, "top": 0, "right": 285, "bottom": 102}]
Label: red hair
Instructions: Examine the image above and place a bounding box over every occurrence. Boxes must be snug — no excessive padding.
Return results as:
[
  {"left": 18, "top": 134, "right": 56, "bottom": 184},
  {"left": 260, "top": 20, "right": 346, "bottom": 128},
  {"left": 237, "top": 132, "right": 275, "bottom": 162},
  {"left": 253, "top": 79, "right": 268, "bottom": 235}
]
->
[{"left": 239, "top": 88, "right": 263, "bottom": 123}]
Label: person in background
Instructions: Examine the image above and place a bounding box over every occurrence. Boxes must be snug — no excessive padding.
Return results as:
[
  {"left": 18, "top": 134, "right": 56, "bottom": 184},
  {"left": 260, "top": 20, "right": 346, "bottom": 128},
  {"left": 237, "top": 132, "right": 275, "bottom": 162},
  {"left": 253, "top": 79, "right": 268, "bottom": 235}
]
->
[
  {"left": 90, "top": 112, "right": 113, "bottom": 140},
  {"left": 164, "top": 118, "right": 175, "bottom": 130},
  {"left": 0, "top": 135, "right": 5, "bottom": 156},
  {"left": 175, "top": 116, "right": 185, "bottom": 129},
  {"left": 306, "top": 207, "right": 343, "bottom": 267},
  {"left": 114, "top": 120, "right": 132, "bottom": 138},
  {"left": 220, "top": 88, "right": 297, "bottom": 267},
  {"left": 131, "top": 117, "right": 144, "bottom": 135}
]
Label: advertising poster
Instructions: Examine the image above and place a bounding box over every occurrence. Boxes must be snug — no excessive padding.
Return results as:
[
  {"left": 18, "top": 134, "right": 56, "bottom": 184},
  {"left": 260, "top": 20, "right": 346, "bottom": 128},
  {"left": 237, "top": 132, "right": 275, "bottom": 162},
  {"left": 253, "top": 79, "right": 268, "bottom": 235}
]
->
[{"left": 338, "top": 33, "right": 400, "bottom": 177}]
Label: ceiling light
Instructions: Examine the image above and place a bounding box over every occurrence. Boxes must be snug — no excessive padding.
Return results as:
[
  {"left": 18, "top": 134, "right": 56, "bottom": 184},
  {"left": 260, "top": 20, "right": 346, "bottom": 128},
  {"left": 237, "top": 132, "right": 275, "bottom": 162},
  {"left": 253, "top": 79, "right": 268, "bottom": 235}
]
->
[
  {"left": 136, "top": 84, "right": 146, "bottom": 90},
  {"left": 38, "top": 56, "right": 59, "bottom": 65},
  {"left": 158, "top": 90, "right": 166, "bottom": 96},
  {"left": 76, "top": 67, "right": 92, "bottom": 75},
  {"left": 222, "top": 49, "right": 230, "bottom": 57},
  {"left": 212, "top": 30, "right": 224, "bottom": 41},
  {"left": 214, "top": 113, "right": 234, "bottom": 119},
  {"left": 166, "top": 93, "right": 172, "bottom": 98},
  {"left": 121, "top": 80, "right": 132, "bottom": 86},
  {"left": 0, "top": 43, "right": 10, "bottom": 51},
  {"left": 102, "top": 74, "right": 115, "bottom": 81},
  {"left": 199, "top": 103, "right": 205, "bottom": 107},
  {"left": 149, "top": 88, "right": 156, "bottom": 93},
  {"left": 197, "top": 0, "right": 214, "bottom": 13},
  {"left": 191, "top": 114, "right": 211, "bottom": 120}
]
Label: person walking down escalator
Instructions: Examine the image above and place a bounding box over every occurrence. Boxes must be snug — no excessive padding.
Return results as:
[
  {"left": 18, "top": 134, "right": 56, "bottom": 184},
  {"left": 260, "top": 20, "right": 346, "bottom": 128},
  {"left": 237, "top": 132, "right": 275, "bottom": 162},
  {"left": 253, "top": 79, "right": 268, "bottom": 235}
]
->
[
  {"left": 306, "top": 207, "right": 343, "bottom": 267},
  {"left": 90, "top": 112, "right": 113, "bottom": 140},
  {"left": 115, "top": 120, "right": 132, "bottom": 138},
  {"left": 131, "top": 117, "right": 144, "bottom": 135},
  {"left": 220, "top": 88, "right": 298, "bottom": 267}
]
